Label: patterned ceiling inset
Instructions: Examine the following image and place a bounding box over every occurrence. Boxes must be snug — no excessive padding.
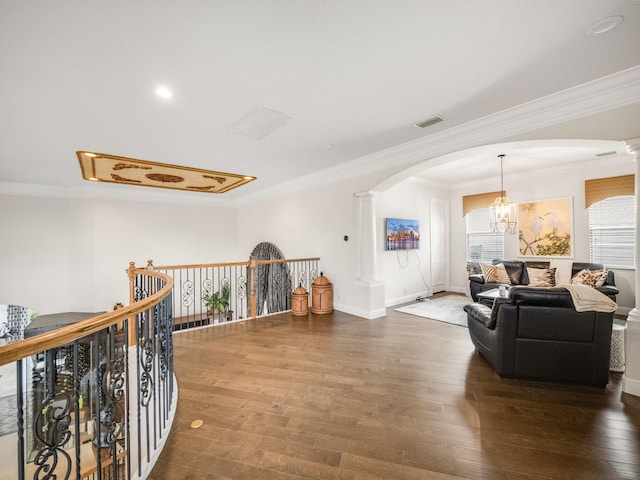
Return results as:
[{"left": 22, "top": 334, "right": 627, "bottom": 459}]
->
[{"left": 77, "top": 151, "right": 256, "bottom": 194}]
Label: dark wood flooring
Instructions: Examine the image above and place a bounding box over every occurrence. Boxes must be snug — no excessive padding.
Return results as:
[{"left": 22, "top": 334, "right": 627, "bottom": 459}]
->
[{"left": 150, "top": 295, "right": 640, "bottom": 479}]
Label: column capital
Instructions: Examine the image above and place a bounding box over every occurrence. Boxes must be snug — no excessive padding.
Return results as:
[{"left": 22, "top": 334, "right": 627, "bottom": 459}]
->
[
  {"left": 624, "top": 137, "right": 640, "bottom": 157},
  {"left": 354, "top": 190, "right": 379, "bottom": 199}
]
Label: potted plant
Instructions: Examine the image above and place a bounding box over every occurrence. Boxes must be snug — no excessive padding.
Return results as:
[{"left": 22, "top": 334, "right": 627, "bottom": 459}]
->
[{"left": 202, "top": 284, "right": 232, "bottom": 322}]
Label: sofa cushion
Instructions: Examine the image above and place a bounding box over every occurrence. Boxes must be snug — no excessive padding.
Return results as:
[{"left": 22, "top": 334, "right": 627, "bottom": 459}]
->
[
  {"left": 481, "top": 262, "right": 511, "bottom": 284},
  {"left": 526, "top": 267, "right": 556, "bottom": 287},
  {"left": 571, "top": 268, "right": 609, "bottom": 287}
]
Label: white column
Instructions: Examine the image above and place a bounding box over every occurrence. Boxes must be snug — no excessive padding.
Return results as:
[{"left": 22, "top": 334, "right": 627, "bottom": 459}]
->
[
  {"left": 354, "top": 191, "right": 381, "bottom": 283},
  {"left": 351, "top": 191, "right": 386, "bottom": 319},
  {"left": 623, "top": 138, "right": 640, "bottom": 396}
]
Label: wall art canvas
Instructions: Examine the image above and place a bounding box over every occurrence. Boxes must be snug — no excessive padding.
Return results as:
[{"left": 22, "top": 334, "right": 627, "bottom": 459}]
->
[
  {"left": 518, "top": 197, "right": 573, "bottom": 257},
  {"left": 385, "top": 218, "right": 420, "bottom": 250}
]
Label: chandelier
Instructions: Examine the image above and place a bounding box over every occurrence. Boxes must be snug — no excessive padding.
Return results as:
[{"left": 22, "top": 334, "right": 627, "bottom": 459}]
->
[{"left": 489, "top": 154, "right": 517, "bottom": 234}]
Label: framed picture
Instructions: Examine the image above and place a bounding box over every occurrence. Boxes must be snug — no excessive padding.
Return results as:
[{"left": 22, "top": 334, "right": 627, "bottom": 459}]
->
[
  {"left": 518, "top": 197, "right": 573, "bottom": 258},
  {"left": 385, "top": 218, "right": 420, "bottom": 250}
]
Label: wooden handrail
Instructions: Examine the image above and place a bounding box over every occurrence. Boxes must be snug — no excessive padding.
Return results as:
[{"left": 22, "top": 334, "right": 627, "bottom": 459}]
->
[
  {"left": 0, "top": 268, "right": 173, "bottom": 367},
  {"left": 254, "top": 257, "right": 321, "bottom": 266},
  {"left": 152, "top": 257, "right": 320, "bottom": 271}
]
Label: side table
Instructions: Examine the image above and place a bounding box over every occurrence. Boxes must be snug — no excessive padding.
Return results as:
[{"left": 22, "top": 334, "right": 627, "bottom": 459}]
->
[{"left": 476, "top": 287, "right": 509, "bottom": 307}]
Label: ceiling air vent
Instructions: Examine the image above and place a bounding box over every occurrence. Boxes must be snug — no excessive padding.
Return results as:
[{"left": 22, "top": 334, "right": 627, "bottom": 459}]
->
[
  {"left": 413, "top": 115, "right": 445, "bottom": 129},
  {"left": 230, "top": 106, "right": 293, "bottom": 140}
]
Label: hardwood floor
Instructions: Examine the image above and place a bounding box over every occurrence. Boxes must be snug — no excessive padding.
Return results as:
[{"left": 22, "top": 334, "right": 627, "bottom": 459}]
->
[{"left": 150, "top": 297, "right": 640, "bottom": 479}]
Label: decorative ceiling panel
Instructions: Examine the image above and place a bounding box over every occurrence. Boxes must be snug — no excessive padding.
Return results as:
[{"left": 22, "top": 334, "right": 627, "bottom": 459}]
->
[{"left": 77, "top": 151, "right": 256, "bottom": 194}]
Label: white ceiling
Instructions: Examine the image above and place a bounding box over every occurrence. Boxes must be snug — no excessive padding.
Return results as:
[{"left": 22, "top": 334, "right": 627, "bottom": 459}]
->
[{"left": 1, "top": 1, "right": 640, "bottom": 205}]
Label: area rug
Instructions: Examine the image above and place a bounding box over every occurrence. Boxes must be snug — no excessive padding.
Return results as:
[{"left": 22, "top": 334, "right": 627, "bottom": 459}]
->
[{"left": 395, "top": 295, "right": 473, "bottom": 327}]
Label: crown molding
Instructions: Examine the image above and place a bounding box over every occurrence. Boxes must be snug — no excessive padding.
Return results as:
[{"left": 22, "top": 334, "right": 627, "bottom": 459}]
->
[
  {"left": 3, "top": 67, "right": 640, "bottom": 207},
  {"left": 237, "top": 66, "right": 640, "bottom": 205},
  {"left": 0, "top": 181, "right": 237, "bottom": 208}
]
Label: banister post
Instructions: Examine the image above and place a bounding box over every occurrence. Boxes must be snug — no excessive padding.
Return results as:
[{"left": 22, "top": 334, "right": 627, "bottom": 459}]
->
[
  {"left": 127, "top": 261, "right": 138, "bottom": 346},
  {"left": 249, "top": 256, "right": 257, "bottom": 318}
]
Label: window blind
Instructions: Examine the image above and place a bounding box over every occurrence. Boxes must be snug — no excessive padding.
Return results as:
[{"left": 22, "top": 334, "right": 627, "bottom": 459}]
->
[
  {"left": 589, "top": 195, "right": 635, "bottom": 269},
  {"left": 467, "top": 232, "right": 504, "bottom": 262}
]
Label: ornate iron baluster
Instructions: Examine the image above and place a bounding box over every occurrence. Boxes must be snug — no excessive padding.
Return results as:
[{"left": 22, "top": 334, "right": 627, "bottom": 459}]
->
[{"left": 32, "top": 388, "right": 73, "bottom": 479}]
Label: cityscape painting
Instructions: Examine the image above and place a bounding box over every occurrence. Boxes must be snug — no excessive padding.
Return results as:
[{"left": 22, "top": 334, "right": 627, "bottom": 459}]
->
[{"left": 385, "top": 218, "right": 420, "bottom": 250}]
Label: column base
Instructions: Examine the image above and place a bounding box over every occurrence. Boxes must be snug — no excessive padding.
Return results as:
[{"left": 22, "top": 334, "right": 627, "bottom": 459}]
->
[
  {"left": 338, "top": 280, "right": 386, "bottom": 319},
  {"left": 622, "top": 308, "right": 640, "bottom": 397}
]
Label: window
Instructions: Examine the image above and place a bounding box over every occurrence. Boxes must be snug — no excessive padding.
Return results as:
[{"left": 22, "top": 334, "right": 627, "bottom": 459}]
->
[
  {"left": 589, "top": 195, "right": 635, "bottom": 269},
  {"left": 466, "top": 208, "right": 504, "bottom": 262}
]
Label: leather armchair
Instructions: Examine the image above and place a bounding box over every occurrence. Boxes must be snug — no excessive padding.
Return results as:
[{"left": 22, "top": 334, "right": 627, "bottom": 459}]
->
[{"left": 464, "top": 286, "right": 613, "bottom": 387}]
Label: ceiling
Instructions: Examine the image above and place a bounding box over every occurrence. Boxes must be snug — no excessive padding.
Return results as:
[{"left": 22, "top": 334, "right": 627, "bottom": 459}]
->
[{"left": 1, "top": 1, "right": 640, "bottom": 205}]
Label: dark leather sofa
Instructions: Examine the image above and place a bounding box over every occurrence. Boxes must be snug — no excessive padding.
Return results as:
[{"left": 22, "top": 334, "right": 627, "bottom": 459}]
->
[
  {"left": 468, "top": 259, "right": 618, "bottom": 302},
  {"left": 464, "top": 286, "right": 614, "bottom": 387}
]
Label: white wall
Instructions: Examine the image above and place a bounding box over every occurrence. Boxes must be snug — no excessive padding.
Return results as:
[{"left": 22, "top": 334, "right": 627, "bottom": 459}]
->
[
  {"left": 376, "top": 179, "right": 449, "bottom": 306},
  {"left": 0, "top": 195, "right": 239, "bottom": 315},
  {"left": 449, "top": 157, "right": 636, "bottom": 311},
  {"left": 236, "top": 170, "right": 390, "bottom": 315},
  {"left": 2, "top": 155, "right": 636, "bottom": 319}
]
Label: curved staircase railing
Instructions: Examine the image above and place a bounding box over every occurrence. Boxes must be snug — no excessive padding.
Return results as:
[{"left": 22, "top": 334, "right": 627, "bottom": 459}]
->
[{"left": 0, "top": 263, "right": 174, "bottom": 480}]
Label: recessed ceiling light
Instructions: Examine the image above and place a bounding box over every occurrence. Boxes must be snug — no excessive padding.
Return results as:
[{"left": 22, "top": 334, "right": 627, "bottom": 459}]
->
[
  {"left": 586, "top": 15, "right": 624, "bottom": 37},
  {"left": 154, "top": 85, "right": 173, "bottom": 99}
]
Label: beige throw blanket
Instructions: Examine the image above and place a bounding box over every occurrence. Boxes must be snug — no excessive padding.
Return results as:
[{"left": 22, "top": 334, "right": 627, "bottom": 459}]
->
[{"left": 562, "top": 284, "right": 618, "bottom": 313}]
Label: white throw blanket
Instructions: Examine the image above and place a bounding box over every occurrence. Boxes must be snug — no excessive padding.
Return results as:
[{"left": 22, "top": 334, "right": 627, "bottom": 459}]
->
[{"left": 562, "top": 284, "right": 618, "bottom": 313}]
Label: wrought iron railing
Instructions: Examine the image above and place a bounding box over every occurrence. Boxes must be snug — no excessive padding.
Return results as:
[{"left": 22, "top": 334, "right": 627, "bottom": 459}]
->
[
  {"left": 0, "top": 254, "right": 320, "bottom": 478},
  {"left": 0, "top": 264, "right": 174, "bottom": 480},
  {"left": 153, "top": 256, "right": 320, "bottom": 331}
]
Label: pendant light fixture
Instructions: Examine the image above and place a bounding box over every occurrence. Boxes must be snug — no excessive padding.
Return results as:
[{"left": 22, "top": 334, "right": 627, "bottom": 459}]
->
[{"left": 489, "top": 154, "right": 517, "bottom": 234}]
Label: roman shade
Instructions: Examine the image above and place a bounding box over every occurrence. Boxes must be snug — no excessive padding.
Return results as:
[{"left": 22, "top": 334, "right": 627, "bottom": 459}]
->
[
  {"left": 463, "top": 191, "right": 503, "bottom": 216},
  {"left": 585, "top": 174, "right": 634, "bottom": 208}
]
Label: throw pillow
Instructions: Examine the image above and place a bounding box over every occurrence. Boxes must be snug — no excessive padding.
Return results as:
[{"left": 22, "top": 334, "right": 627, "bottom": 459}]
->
[
  {"left": 480, "top": 262, "right": 511, "bottom": 284},
  {"left": 526, "top": 267, "right": 557, "bottom": 287},
  {"left": 466, "top": 261, "right": 482, "bottom": 276},
  {"left": 570, "top": 268, "right": 609, "bottom": 287}
]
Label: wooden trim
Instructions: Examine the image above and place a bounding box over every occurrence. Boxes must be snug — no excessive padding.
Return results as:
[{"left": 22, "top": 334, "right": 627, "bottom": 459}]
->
[
  {"left": 0, "top": 269, "right": 173, "bottom": 367},
  {"left": 585, "top": 174, "right": 635, "bottom": 208}
]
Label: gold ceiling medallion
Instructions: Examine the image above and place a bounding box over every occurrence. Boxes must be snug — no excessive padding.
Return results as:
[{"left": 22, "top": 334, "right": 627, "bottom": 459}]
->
[{"left": 77, "top": 151, "right": 256, "bottom": 194}]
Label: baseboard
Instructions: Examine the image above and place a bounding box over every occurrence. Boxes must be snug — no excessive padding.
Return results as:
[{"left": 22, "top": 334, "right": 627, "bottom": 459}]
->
[
  {"left": 334, "top": 304, "right": 387, "bottom": 320},
  {"left": 448, "top": 286, "right": 468, "bottom": 295},
  {"left": 385, "top": 292, "right": 429, "bottom": 307},
  {"left": 622, "top": 375, "right": 640, "bottom": 398}
]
